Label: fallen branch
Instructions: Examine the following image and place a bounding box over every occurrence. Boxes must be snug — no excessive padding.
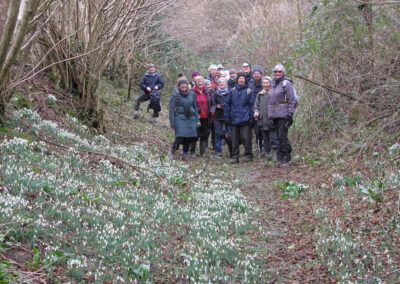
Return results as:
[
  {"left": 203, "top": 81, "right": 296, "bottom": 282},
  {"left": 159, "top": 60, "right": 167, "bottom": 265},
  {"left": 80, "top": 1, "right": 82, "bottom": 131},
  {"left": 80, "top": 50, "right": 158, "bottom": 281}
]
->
[
  {"left": 364, "top": 106, "right": 400, "bottom": 127},
  {"left": 293, "top": 74, "right": 376, "bottom": 107}
]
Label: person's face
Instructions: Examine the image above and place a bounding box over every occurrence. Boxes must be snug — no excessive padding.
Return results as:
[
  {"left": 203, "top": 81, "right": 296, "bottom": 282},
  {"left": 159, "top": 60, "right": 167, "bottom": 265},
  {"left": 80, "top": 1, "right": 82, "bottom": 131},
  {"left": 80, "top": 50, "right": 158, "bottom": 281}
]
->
[
  {"left": 179, "top": 83, "right": 188, "bottom": 91},
  {"left": 213, "top": 75, "right": 220, "bottom": 83},
  {"left": 205, "top": 82, "right": 212, "bottom": 89},
  {"left": 220, "top": 72, "right": 227, "bottom": 78},
  {"left": 242, "top": 64, "right": 251, "bottom": 75},
  {"left": 253, "top": 71, "right": 262, "bottom": 81},
  {"left": 262, "top": 79, "right": 271, "bottom": 90},
  {"left": 210, "top": 68, "right": 217, "bottom": 76},
  {"left": 237, "top": 76, "right": 246, "bottom": 85},
  {"left": 218, "top": 81, "right": 227, "bottom": 89},
  {"left": 149, "top": 67, "right": 155, "bottom": 74},
  {"left": 274, "top": 69, "right": 284, "bottom": 79},
  {"left": 230, "top": 73, "right": 237, "bottom": 79},
  {"left": 196, "top": 79, "right": 204, "bottom": 90}
]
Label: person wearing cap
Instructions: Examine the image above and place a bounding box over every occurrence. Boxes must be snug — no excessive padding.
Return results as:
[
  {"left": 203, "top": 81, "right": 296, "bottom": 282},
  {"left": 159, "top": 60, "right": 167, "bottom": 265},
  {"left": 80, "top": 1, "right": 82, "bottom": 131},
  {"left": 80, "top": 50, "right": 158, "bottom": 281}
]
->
[
  {"left": 169, "top": 76, "right": 199, "bottom": 161},
  {"left": 217, "top": 63, "right": 224, "bottom": 71},
  {"left": 242, "top": 61, "right": 254, "bottom": 83},
  {"left": 189, "top": 76, "right": 211, "bottom": 157},
  {"left": 249, "top": 65, "right": 264, "bottom": 155},
  {"left": 268, "top": 63, "right": 296, "bottom": 167},
  {"left": 134, "top": 64, "right": 164, "bottom": 124},
  {"left": 227, "top": 69, "right": 237, "bottom": 90},
  {"left": 254, "top": 76, "right": 275, "bottom": 160},
  {"left": 224, "top": 73, "right": 255, "bottom": 163},
  {"left": 189, "top": 71, "right": 200, "bottom": 90}
]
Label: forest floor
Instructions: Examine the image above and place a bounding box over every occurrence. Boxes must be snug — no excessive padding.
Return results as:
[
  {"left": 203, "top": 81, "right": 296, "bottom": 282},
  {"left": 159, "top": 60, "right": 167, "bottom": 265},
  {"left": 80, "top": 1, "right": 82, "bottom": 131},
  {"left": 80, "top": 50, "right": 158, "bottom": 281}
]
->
[{"left": 1, "top": 78, "right": 399, "bottom": 282}]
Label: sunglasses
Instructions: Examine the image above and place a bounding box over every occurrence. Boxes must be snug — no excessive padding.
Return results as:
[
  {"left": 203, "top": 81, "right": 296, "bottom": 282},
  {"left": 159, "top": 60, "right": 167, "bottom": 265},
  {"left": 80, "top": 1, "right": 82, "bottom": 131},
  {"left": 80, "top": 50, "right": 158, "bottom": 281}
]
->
[
  {"left": 242, "top": 65, "right": 250, "bottom": 68},
  {"left": 274, "top": 70, "right": 283, "bottom": 73}
]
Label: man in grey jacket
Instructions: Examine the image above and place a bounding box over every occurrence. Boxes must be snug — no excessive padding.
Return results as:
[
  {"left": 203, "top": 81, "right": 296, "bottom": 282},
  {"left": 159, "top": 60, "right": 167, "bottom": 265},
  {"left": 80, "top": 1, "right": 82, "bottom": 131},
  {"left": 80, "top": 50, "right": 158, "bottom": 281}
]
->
[{"left": 268, "top": 64, "right": 296, "bottom": 167}]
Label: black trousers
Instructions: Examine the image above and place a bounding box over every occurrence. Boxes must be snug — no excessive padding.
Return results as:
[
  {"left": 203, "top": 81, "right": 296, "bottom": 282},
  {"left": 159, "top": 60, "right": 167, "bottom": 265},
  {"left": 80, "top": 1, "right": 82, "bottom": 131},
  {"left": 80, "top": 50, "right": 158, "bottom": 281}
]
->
[
  {"left": 254, "top": 121, "right": 263, "bottom": 151},
  {"left": 134, "top": 93, "right": 160, "bottom": 117},
  {"left": 189, "top": 118, "right": 210, "bottom": 155},
  {"left": 273, "top": 118, "right": 292, "bottom": 162},
  {"left": 231, "top": 125, "right": 252, "bottom": 159},
  {"left": 172, "top": 137, "right": 197, "bottom": 154}
]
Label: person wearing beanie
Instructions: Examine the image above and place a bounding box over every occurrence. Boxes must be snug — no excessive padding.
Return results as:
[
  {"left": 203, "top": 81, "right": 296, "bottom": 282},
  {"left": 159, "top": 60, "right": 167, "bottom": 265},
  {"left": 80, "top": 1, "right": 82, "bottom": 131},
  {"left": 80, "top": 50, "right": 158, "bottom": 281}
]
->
[
  {"left": 249, "top": 65, "right": 264, "bottom": 154},
  {"left": 169, "top": 77, "right": 199, "bottom": 161},
  {"left": 268, "top": 63, "right": 297, "bottom": 168},
  {"left": 189, "top": 70, "right": 200, "bottom": 90},
  {"left": 224, "top": 73, "right": 255, "bottom": 163},
  {"left": 254, "top": 76, "right": 278, "bottom": 161},
  {"left": 134, "top": 63, "right": 164, "bottom": 124}
]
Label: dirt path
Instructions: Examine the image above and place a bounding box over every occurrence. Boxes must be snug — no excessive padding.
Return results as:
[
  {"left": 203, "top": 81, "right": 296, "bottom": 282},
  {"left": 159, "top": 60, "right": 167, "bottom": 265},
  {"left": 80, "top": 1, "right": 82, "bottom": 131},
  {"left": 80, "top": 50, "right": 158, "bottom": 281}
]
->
[{"left": 235, "top": 160, "right": 335, "bottom": 283}]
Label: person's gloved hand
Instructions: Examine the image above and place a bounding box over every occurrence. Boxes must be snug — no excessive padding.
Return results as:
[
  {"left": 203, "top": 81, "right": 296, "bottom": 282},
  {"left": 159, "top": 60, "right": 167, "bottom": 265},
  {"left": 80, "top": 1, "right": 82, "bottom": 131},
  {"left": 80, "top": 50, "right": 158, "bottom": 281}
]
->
[
  {"left": 249, "top": 117, "right": 255, "bottom": 127},
  {"left": 285, "top": 116, "right": 293, "bottom": 128},
  {"left": 196, "top": 121, "right": 201, "bottom": 127}
]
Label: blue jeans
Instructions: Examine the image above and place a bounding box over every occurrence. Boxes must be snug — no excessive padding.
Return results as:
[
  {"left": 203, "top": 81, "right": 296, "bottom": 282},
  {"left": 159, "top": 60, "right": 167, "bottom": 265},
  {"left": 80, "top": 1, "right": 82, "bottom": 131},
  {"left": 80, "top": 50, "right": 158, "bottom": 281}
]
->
[{"left": 214, "top": 120, "right": 230, "bottom": 154}]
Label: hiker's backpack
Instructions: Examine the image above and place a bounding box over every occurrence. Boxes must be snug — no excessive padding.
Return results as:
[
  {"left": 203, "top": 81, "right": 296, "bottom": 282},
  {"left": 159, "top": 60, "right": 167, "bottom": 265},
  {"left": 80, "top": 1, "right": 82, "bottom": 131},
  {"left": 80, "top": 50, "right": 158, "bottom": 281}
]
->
[{"left": 283, "top": 79, "right": 298, "bottom": 106}]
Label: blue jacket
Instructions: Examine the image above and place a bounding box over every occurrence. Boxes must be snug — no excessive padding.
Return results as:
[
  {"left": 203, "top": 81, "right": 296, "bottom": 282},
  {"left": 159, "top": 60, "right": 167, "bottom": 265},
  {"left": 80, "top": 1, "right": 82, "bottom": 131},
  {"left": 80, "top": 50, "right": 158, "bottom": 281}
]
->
[
  {"left": 224, "top": 83, "right": 255, "bottom": 126},
  {"left": 140, "top": 72, "right": 164, "bottom": 93}
]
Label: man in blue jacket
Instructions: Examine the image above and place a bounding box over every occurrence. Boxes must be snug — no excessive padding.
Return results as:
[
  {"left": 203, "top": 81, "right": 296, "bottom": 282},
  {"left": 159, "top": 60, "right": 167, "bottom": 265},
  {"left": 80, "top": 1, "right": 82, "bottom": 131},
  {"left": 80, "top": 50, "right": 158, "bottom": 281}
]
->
[
  {"left": 133, "top": 64, "right": 164, "bottom": 124},
  {"left": 224, "top": 73, "right": 255, "bottom": 163}
]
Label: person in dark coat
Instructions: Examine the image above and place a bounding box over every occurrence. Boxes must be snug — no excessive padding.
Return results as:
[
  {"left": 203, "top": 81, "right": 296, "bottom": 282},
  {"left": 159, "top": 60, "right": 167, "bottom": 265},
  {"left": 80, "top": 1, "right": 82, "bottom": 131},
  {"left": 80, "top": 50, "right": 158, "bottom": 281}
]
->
[
  {"left": 189, "top": 76, "right": 211, "bottom": 157},
  {"left": 224, "top": 73, "right": 255, "bottom": 163},
  {"left": 254, "top": 76, "right": 277, "bottom": 160},
  {"left": 242, "top": 61, "right": 254, "bottom": 84},
  {"left": 227, "top": 69, "right": 237, "bottom": 90},
  {"left": 210, "top": 77, "right": 231, "bottom": 156},
  {"left": 268, "top": 63, "right": 297, "bottom": 167},
  {"left": 249, "top": 65, "right": 264, "bottom": 154},
  {"left": 134, "top": 64, "right": 164, "bottom": 124},
  {"left": 169, "top": 77, "right": 199, "bottom": 161}
]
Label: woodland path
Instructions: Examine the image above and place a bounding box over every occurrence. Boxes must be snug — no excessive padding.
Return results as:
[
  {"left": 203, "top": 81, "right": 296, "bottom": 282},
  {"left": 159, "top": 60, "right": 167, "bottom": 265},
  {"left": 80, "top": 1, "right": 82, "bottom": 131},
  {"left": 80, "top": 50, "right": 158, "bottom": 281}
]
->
[{"left": 233, "top": 159, "right": 335, "bottom": 282}]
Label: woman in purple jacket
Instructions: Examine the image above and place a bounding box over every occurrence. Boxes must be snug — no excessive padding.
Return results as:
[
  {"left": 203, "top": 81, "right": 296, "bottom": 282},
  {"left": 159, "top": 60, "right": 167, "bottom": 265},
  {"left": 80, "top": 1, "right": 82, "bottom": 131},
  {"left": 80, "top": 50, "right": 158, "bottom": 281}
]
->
[{"left": 268, "top": 64, "right": 296, "bottom": 168}]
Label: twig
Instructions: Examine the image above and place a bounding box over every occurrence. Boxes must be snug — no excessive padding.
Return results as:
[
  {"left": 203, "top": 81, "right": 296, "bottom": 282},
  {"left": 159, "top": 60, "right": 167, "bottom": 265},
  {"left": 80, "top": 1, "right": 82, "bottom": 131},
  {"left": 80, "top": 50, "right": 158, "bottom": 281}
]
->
[
  {"left": 364, "top": 106, "right": 400, "bottom": 127},
  {"left": 182, "top": 155, "right": 211, "bottom": 182}
]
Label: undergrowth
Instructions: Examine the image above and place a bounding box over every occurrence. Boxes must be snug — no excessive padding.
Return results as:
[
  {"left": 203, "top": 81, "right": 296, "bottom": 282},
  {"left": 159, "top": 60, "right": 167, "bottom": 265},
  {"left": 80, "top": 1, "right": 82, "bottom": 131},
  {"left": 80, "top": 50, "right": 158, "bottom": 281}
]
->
[{"left": 0, "top": 108, "right": 262, "bottom": 282}]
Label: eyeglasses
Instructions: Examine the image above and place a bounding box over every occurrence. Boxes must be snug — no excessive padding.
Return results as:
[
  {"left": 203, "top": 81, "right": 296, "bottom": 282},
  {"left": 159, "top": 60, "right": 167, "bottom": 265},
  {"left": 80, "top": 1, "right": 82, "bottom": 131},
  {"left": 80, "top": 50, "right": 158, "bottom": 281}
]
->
[
  {"left": 274, "top": 70, "right": 283, "bottom": 73},
  {"left": 242, "top": 65, "right": 250, "bottom": 68}
]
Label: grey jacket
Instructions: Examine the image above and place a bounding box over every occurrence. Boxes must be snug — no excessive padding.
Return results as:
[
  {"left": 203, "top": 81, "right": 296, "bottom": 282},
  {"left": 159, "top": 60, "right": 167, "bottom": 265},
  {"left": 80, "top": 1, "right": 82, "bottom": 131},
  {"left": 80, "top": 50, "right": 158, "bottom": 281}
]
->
[
  {"left": 254, "top": 90, "right": 273, "bottom": 130},
  {"left": 268, "top": 77, "right": 296, "bottom": 119}
]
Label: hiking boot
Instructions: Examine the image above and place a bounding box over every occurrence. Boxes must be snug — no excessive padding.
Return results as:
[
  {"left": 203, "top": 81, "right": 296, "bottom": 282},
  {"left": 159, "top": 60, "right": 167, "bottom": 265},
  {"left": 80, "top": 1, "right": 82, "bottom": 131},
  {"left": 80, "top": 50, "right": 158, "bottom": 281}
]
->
[
  {"left": 133, "top": 110, "right": 139, "bottom": 119},
  {"left": 230, "top": 158, "right": 239, "bottom": 164},
  {"left": 266, "top": 152, "right": 273, "bottom": 161},
  {"left": 243, "top": 156, "right": 253, "bottom": 163},
  {"left": 215, "top": 152, "right": 223, "bottom": 157},
  {"left": 272, "top": 151, "right": 278, "bottom": 162},
  {"left": 153, "top": 117, "right": 159, "bottom": 125},
  {"left": 182, "top": 152, "right": 190, "bottom": 161},
  {"left": 279, "top": 162, "right": 290, "bottom": 168}
]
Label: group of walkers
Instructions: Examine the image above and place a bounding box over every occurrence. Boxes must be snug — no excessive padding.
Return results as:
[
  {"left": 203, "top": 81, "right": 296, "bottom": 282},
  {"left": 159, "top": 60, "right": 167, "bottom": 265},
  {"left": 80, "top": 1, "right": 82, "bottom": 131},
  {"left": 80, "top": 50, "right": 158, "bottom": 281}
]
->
[{"left": 134, "top": 62, "right": 297, "bottom": 168}]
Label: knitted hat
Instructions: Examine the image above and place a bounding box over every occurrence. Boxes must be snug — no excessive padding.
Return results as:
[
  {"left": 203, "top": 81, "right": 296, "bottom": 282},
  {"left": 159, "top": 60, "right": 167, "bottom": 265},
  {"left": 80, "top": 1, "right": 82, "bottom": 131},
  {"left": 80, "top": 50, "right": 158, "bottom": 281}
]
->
[
  {"left": 177, "top": 76, "right": 188, "bottom": 86},
  {"left": 229, "top": 68, "right": 236, "bottom": 75},
  {"left": 262, "top": 76, "right": 272, "bottom": 82},
  {"left": 191, "top": 70, "right": 200, "bottom": 78},
  {"left": 236, "top": 73, "right": 248, "bottom": 84},
  {"left": 177, "top": 72, "right": 184, "bottom": 77},
  {"left": 252, "top": 65, "right": 262, "bottom": 74},
  {"left": 147, "top": 63, "right": 155, "bottom": 69}
]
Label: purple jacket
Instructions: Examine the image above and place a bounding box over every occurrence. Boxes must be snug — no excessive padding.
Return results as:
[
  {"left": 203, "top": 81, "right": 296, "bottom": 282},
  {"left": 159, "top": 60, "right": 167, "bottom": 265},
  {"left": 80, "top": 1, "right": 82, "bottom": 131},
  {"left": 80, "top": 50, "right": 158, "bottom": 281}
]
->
[{"left": 268, "top": 77, "right": 296, "bottom": 119}]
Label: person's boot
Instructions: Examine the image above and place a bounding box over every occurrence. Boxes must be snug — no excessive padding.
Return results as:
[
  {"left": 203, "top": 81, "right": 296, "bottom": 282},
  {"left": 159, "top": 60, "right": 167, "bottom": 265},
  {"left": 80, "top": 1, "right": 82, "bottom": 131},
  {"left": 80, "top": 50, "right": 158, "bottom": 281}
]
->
[
  {"left": 200, "top": 146, "right": 206, "bottom": 157},
  {"left": 243, "top": 156, "right": 253, "bottom": 163},
  {"left": 266, "top": 152, "right": 273, "bottom": 161},
  {"left": 167, "top": 146, "right": 175, "bottom": 159},
  {"left": 272, "top": 150, "right": 278, "bottom": 162},
  {"left": 133, "top": 110, "right": 139, "bottom": 119},
  {"left": 230, "top": 157, "right": 239, "bottom": 164},
  {"left": 153, "top": 117, "right": 159, "bottom": 125},
  {"left": 182, "top": 152, "right": 190, "bottom": 161}
]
